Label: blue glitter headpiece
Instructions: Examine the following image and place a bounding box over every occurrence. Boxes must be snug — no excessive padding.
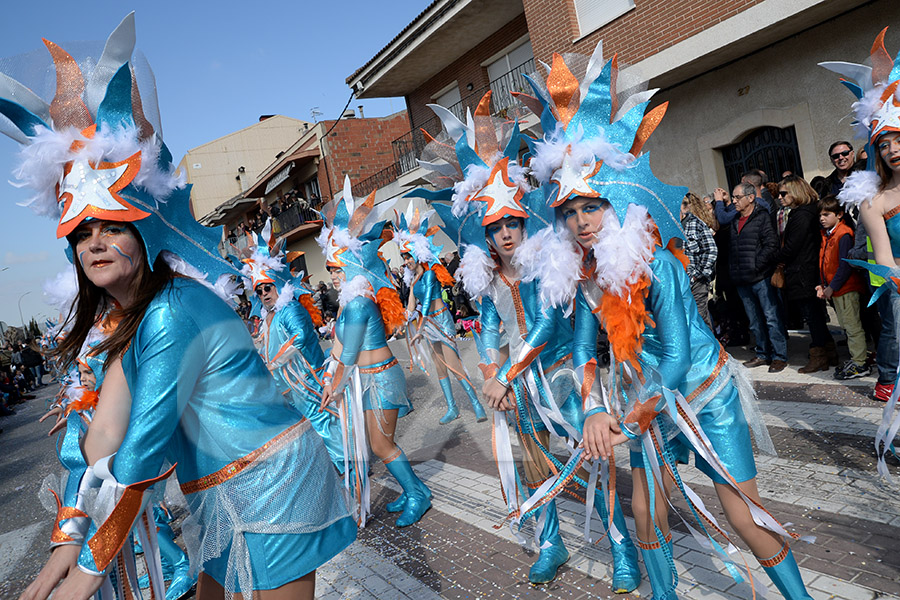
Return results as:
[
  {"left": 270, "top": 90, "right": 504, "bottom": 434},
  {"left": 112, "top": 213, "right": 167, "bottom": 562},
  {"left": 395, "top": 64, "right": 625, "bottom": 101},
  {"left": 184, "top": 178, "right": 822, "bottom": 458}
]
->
[
  {"left": 0, "top": 13, "right": 239, "bottom": 287},
  {"left": 524, "top": 42, "right": 685, "bottom": 247},
  {"left": 316, "top": 176, "right": 397, "bottom": 300}
]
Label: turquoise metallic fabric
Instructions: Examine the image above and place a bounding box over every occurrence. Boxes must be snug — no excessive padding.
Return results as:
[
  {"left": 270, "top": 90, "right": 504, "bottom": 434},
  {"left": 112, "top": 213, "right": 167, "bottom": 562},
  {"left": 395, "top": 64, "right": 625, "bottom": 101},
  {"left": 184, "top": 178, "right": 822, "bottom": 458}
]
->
[
  {"left": 413, "top": 269, "right": 455, "bottom": 339},
  {"left": 263, "top": 301, "right": 345, "bottom": 471},
  {"left": 335, "top": 296, "right": 391, "bottom": 361},
  {"left": 76, "top": 278, "right": 354, "bottom": 585}
]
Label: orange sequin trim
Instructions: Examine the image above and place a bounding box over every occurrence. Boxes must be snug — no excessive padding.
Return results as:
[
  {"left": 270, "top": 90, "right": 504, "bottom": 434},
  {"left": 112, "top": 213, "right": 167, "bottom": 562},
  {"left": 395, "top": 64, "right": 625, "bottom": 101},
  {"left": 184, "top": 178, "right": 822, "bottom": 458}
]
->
[
  {"left": 884, "top": 204, "right": 900, "bottom": 222},
  {"left": 49, "top": 489, "right": 89, "bottom": 544},
  {"left": 758, "top": 543, "right": 789, "bottom": 567},
  {"left": 497, "top": 272, "right": 528, "bottom": 334},
  {"left": 359, "top": 358, "right": 399, "bottom": 374},
  {"left": 180, "top": 421, "right": 306, "bottom": 495},
  {"left": 635, "top": 532, "right": 673, "bottom": 550}
]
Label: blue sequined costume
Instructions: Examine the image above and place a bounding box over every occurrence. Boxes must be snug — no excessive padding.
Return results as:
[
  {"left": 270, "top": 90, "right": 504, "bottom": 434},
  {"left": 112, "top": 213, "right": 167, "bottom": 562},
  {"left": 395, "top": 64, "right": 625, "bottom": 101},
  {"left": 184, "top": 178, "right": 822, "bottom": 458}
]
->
[
  {"left": 77, "top": 279, "right": 355, "bottom": 591},
  {"left": 262, "top": 299, "right": 347, "bottom": 470}
]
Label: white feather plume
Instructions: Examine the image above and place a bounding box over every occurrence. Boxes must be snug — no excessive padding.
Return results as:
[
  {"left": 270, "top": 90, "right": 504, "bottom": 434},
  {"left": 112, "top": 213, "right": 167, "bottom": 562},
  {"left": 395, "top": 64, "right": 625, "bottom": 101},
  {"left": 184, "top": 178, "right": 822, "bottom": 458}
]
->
[
  {"left": 530, "top": 123, "right": 634, "bottom": 184},
  {"left": 457, "top": 245, "right": 495, "bottom": 299},
  {"left": 837, "top": 170, "right": 882, "bottom": 209},
  {"left": 161, "top": 251, "right": 237, "bottom": 304},
  {"left": 592, "top": 205, "right": 656, "bottom": 296},
  {"left": 315, "top": 225, "right": 363, "bottom": 257},
  {"left": 12, "top": 125, "right": 185, "bottom": 219},
  {"left": 851, "top": 85, "right": 891, "bottom": 138},
  {"left": 403, "top": 266, "right": 415, "bottom": 287},
  {"left": 43, "top": 266, "right": 79, "bottom": 316},
  {"left": 273, "top": 282, "right": 295, "bottom": 313},
  {"left": 451, "top": 158, "right": 532, "bottom": 218},
  {"left": 513, "top": 226, "right": 582, "bottom": 312},
  {"left": 338, "top": 274, "right": 374, "bottom": 306},
  {"left": 394, "top": 229, "right": 436, "bottom": 264}
]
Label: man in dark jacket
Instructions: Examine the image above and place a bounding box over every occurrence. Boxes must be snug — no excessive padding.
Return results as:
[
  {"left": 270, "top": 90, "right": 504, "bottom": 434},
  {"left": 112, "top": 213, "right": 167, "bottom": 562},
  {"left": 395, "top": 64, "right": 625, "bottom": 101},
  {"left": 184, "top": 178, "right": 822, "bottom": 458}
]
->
[{"left": 729, "top": 182, "right": 788, "bottom": 372}]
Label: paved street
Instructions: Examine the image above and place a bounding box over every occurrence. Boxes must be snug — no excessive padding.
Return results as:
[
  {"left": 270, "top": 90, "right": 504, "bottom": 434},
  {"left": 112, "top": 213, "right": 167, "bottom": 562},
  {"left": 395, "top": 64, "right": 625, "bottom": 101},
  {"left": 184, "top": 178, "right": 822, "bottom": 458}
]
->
[{"left": 2, "top": 331, "right": 899, "bottom": 599}]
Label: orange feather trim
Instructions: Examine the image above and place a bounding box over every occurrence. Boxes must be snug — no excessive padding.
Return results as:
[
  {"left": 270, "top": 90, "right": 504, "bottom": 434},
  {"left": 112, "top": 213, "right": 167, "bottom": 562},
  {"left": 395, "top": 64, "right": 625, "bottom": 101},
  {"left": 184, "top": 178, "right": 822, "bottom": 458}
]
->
[
  {"left": 429, "top": 263, "right": 455, "bottom": 287},
  {"left": 597, "top": 275, "right": 653, "bottom": 373},
  {"left": 298, "top": 293, "right": 323, "bottom": 328},
  {"left": 375, "top": 286, "right": 406, "bottom": 337},
  {"left": 65, "top": 389, "right": 99, "bottom": 415},
  {"left": 666, "top": 238, "right": 690, "bottom": 271}
]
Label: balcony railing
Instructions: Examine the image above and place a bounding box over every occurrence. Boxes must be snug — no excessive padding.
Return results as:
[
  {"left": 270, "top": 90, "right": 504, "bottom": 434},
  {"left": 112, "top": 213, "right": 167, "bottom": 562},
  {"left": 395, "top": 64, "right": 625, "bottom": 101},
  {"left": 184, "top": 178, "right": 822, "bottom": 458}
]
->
[
  {"left": 363, "top": 58, "right": 536, "bottom": 194},
  {"left": 271, "top": 202, "right": 323, "bottom": 237}
]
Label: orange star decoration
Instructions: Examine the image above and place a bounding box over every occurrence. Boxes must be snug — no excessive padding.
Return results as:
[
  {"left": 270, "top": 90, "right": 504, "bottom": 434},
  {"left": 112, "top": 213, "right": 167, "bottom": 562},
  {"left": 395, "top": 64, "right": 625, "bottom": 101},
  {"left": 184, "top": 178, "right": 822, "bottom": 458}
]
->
[
  {"left": 623, "top": 394, "right": 661, "bottom": 435},
  {"left": 470, "top": 157, "right": 527, "bottom": 225},
  {"left": 56, "top": 149, "right": 147, "bottom": 238}
]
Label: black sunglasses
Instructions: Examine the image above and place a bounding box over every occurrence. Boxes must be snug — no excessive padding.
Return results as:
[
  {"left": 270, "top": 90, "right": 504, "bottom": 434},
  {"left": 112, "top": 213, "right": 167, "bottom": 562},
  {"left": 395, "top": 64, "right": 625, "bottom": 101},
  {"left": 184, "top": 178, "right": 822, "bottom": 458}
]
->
[
  {"left": 830, "top": 150, "right": 852, "bottom": 160},
  {"left": 777, "top": 191, "right": 790, "bottom": 198},
  {"left": 255, "top": 283, "right": 275, "bottom": 296}
]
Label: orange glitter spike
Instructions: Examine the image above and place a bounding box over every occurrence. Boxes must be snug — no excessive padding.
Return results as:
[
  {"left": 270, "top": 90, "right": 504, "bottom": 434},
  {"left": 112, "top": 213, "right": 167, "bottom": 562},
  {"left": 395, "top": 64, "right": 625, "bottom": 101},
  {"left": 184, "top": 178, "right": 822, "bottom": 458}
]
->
[
  {"left": 546, "top": 53, "right": 580, "bottom": 129},
  {"left": 43, "top": 38, "right": 93, "bottom": 131},
  {"left": 347, "top": 190, "right": 376, "bottom": 234},
  {"left": 630, "top": 102, "right": 668, "bottom": 156},
  {"left": 870, "top": 27, "right": 893, "bottom": 85},
  {"left": 473, "top": 91, "right": 500, "bottom": 161},
  {"left": 474, "top": 90, "right": 493, "bottom": 117},
  {"left": 609, "top": 54, "right": 619, "bottom": 124}
]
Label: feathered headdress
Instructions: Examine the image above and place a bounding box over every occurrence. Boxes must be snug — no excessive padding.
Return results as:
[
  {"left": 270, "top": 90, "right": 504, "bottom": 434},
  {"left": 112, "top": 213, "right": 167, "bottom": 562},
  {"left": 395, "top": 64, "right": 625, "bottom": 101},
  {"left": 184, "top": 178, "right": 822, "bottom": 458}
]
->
[
  {"left": 316, "top": 176, "right": 403, "bottom": 333},
  {"left": 0, "top": 13, "right": 240, "bottom": 290},
  {"left": 230, "top": 219, "right": 322, "bottom": 325},
  {"left": 820, "top": 27, "right": 900, "bottom": 208},
  {"left": 406, "top": 91, "right": 545, "bottom": 299},
  {"left": 391, "top": 202, "right": 455, "bottom": 287}
]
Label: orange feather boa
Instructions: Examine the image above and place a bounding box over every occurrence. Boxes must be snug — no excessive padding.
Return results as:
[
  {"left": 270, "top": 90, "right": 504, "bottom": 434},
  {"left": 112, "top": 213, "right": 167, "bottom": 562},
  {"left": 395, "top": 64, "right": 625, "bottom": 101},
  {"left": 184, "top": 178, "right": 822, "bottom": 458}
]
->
[
  {"left": 298, "top": 293, "right": 324, "bottom": 328},
  {"left": 375, "top": 286, "right": 406, "bottom": 337}
]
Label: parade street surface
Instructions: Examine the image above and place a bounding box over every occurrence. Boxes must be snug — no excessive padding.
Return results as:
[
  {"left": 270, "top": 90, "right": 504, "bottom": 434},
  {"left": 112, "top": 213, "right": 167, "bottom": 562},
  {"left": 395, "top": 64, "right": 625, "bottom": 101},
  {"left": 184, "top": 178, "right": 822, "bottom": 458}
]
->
[{"left": 2, "top": 332, "right": 899, "bottom": 600}]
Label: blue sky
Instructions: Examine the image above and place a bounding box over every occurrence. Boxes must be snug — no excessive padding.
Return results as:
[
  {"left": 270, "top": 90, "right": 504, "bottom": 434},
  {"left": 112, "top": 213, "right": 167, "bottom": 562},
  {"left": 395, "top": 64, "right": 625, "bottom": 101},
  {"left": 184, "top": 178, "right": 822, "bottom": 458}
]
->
[{"left": 0, "top": 0, "right": 426, "bottom": 327}]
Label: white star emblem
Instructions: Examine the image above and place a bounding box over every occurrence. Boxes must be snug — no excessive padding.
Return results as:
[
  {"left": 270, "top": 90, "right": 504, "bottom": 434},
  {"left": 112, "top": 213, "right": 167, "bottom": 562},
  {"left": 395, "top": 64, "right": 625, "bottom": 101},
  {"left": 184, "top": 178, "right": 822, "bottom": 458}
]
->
[
  {"left": 469, "top": 157, "right": 527, "bottom": 223},
  {"left": 871, "top": 96, "right": 900, "bottom": 136},
  {"left": 246, "top": 260, "right": 273, "bottom": 287},
  {"left": 326, "top": 235, "right": 347, "bottom": 267},
  {"left": 550, "top": 152, "right": 600, "bottom": 206}
]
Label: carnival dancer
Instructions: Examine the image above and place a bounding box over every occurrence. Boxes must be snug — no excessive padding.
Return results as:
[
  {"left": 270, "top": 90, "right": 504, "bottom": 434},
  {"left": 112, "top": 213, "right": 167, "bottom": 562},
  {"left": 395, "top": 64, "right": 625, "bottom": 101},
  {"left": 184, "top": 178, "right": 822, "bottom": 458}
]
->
[
  {"left": 409, "top": 91, "right": 640, "bottom": 589},
  {"left": 821, "top": 28, "right": 900, "bottom": 479},
  {"left": 392, "top": 203, "right": 487, "bottom": 423},
  {"left": 318, "top": 176, "right": 432, "bottom": 529},
  {"left": 233, "top": 220, "right": 347, "bottom": 471},
  {"left": 9, "top": 14, "right": 355, "bottom": 600},
  {"left": 518, "top": 43, "right": 814, "bottom": 599}
]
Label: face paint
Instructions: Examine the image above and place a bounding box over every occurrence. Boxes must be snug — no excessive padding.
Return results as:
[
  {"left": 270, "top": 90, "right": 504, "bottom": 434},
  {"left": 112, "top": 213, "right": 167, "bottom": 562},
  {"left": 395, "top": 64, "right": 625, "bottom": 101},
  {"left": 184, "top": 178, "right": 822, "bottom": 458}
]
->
[{"left": 110, "top": 243, "right": 134, "bottom": 265}]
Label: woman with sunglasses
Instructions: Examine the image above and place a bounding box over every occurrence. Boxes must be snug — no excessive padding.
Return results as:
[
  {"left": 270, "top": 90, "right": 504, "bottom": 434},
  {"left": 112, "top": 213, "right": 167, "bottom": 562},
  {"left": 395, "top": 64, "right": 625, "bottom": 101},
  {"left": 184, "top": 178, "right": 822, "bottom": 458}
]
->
[{"left": 773, "top": 175, "right": 835, "bottom": 373}]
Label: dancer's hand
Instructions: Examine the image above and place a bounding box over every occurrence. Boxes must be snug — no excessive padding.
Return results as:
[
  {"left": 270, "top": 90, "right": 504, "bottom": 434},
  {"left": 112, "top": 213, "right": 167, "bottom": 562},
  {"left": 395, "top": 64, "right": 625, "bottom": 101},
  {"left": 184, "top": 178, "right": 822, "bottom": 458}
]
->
[
  {"left": 410, "top": 333, "right": 423, "bottom": 345},
  {"left": 483, "top": 377, "right": 509, "bottom": 409},
  {"left": 45, "top": 567, "right": 105, "bottom": 600},
  {"left": 321, "top": 384, "right": 335, "bottom": 411},
  {"left": 497, "top": 389, "right": 515, "bottom": 411},
  {"left": 581, "top": 412, "right": 623, "bottom": 461},
  {"left": 39, "top": 406, "right": 65, "bottom": 436},
  {"left": 19, "top": 544, "right": 80, "bottom": 600}
]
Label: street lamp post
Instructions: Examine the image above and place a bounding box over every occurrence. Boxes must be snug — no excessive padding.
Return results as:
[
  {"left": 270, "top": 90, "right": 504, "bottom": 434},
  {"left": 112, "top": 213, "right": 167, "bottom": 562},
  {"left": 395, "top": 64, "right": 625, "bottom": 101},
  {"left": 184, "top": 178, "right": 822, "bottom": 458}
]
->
[{"left": 18, "top": 291, "right": 31, "bottom": 333}]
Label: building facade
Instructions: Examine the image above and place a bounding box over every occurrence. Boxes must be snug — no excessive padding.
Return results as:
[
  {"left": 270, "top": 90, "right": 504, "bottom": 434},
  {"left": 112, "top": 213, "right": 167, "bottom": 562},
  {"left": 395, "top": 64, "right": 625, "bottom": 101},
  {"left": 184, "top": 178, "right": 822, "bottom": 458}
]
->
[{"left": 347, "top": 0, "right": 897, "bottom": 223}]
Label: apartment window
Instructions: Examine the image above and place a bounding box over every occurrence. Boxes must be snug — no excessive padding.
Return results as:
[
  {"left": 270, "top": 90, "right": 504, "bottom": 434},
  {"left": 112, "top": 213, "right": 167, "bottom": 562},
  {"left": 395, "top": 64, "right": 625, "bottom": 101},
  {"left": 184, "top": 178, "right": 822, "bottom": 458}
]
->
[
  {"left": 487, "top": 40, "right": 535, "bottom": 113},
  {"left": 434, "top": 83, "right": 463, "bottom": 121},
  {"left": 573, "top": 0, "right": 635, "bottom": 38}
]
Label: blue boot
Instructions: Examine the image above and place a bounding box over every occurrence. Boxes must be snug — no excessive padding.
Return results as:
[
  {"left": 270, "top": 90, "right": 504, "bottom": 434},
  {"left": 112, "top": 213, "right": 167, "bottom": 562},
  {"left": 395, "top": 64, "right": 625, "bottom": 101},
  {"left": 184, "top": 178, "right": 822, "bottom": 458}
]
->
[
  {"left": 760, "top": 544, "right": 813, "bottom": 600},
  {"left": 459, "top": 379, "right": 487, "bottom": 421},
  {"left": 638, "top": 536, "right": 679, "bottom": 600},
  {"left": 385, "top": 493, "right": 407, "bottom": 513},
  {"left": 384, "top": 450, "right": 432, "bottom": 527},
  {"left": 593, "top": 493, "right": 641, "bottom": 592},
  {"left": 438, "top": 378, "right": 459, "bottom": 424},
  {"left": 528, "top": 500, "right": 570, "bottom": 584}
]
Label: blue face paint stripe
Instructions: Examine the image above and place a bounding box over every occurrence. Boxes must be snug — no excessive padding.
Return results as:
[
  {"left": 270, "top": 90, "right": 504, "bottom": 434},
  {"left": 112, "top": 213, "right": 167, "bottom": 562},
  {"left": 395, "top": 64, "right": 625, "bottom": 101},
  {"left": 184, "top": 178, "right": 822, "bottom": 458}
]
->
[
  {"left": 78, "top": 251, "right": 87, "bottom": 267},
  {"left": 110, "top": 244, "right": 134, "bottom": 265}
]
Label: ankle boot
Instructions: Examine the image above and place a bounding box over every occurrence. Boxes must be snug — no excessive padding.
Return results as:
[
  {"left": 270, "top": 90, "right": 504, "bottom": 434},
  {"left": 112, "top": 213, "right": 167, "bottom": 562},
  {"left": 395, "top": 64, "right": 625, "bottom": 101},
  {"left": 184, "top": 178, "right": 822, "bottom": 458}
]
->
[
  {"left": 798, "top": 346, "right": 829, "bottom": 373},
  {"left": 638, "top": 535, "right": 679, "bottom": 600},
  {"left": 593, "top": 492, "right": 641, "bottom": 592},
  {"left": 385, "top": 492, "right": 407, "bottom": 513},
  {"left": 759, "top": 543, "right": 813, "bottom": 600},
  {"left": 438, "top": 378, "right": 459, "bottom": 424},
  {"left": 528, "top": 499, "right": 570, "bottom": 584},
  {"left": 384, "top": 450, "right": 432, "bottom": 527},
  {"left": 824, "top": 339, "right": 839, "bottom": 367},
  {"left": 459, "top": 379, "right": 487, "bottom": 421}
]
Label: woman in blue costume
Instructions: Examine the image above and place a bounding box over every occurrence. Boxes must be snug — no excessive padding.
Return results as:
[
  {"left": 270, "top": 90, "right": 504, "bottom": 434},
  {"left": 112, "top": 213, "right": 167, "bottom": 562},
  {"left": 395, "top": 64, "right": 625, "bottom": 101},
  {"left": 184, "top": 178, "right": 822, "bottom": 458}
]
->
[
  {"left": 10, "top": 15, "right": 354, "bottom": 600},
  {"left": 235, "top": 222, "right": 346, "bottom": 472},
  {"left": 393, "top": 204, "right": 487, "bottom": 423},
  {"left": 821, "top": 29, "right": 900, "bottom": 479},
  {"left": 520, "top": 44, "right": 814, "bottom": 599},
  {"left": 409, "top": 91, "right": 640, "bottom": 590},
  {"left": 318, "top": 177, "right": 433, "bottom": 529}
]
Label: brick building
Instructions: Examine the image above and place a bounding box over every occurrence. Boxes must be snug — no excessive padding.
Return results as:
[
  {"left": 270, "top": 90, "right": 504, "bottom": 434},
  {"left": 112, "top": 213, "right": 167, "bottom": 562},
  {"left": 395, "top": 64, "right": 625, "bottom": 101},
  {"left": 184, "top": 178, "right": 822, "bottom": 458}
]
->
[
  {"left": 347, "top": 0, "right": 899, "bottom": 235},
  {"left": 213, "top": 109, "right": 410, "bottom": 284}
]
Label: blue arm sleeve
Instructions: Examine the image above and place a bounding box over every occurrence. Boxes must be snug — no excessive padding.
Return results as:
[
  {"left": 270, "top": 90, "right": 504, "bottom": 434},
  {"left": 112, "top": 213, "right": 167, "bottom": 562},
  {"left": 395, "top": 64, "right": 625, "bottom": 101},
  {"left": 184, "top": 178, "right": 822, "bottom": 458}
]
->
[
  {"left": 280, "top": 302, "right": 325, "bottom": 368},
  {"left": 646, "top": 254, "right": 692, "bottom": 391},
  {"left": 337, "top": 301, "right": 368, "bottom": 366},
  {"left": 497, "top": 299, "right": 559, "bottom": 385},
  {"left": 419, "top": 269, "right": 437, "bottom": 314},
  {"left": 714, "top": 201, "right": 738, "bottom": 225},
  {"left": 78, "top": 301, "right": 204, "bottom": 572},
  {"left": 573, "top": 287, "right": 599, "bottom": 372},
  {"left": 478, "top": 294, "right": 503, "bottom": 372}
]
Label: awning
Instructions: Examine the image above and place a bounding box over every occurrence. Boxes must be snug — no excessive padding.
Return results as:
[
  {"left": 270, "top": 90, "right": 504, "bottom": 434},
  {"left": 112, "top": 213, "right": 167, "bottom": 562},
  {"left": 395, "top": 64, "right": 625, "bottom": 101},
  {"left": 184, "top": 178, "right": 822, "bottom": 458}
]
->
[{"left": 244, "top": 148, "right": 319, "bottom": 199}]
